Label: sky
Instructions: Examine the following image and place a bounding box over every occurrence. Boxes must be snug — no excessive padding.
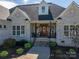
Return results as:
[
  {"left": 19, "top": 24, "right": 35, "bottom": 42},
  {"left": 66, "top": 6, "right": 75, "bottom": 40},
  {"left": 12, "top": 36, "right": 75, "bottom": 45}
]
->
[{"left": 0, "top": 0, "right": 79, "bottom": 9}]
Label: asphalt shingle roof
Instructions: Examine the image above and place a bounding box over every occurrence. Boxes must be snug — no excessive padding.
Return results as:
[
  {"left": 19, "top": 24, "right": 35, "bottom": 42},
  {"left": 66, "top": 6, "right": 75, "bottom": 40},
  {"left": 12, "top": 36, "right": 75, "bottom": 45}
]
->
[{"left": 9, "top": 3, "right": 65, "bottom": 20}]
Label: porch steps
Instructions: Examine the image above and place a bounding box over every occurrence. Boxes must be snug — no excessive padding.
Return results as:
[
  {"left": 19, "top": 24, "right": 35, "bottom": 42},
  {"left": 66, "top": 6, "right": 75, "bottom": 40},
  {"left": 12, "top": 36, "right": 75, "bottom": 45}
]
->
[{"left": 34, "top": 38, "right": 50, "bottom": 46}]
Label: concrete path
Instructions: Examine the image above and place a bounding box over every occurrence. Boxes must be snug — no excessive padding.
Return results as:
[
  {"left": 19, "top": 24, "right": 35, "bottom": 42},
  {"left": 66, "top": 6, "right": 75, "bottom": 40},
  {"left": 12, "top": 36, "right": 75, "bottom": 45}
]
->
[
  {"left": 28, "top": 46, "right": 50, "bottom": 59},
  {"left": 12, "top": 46, "right": 50, "bottom": 59}
]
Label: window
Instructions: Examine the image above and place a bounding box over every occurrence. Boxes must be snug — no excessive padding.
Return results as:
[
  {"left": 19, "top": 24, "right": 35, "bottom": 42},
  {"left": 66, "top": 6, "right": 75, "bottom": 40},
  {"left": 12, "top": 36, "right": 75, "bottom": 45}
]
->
[
  {"left": 17, "top": 26, "right": 20, "bottom": 30},
  {"left": 0, "top": 25, "right": 2, "bottom": 28},
  {"left": 4, "top": 25, "right": 6, "bottom": 28},
  {"left": 13, "top": 26, "right": 16, "bottom": 30},
  {"left": 13, "top": 31, "right": 16, "bottom": 35},
  {"left": 76, "top": 25, "right": 79, "bottom": 36},
  {"left": 21, "top": 26, "right": 25, "bottom": 34},
  {"left": 42, "top": 6, "right": 45, "bottom": 13},
  {"left": 17, "top": 26, "right": 20, "bottom": 35},
  {"left": 13, "top": 26, "right": 16, "bottom": 35},
  {"left": 12, "top": 26, "right": 25, "bottom": 36},
  {"left": 64, "top": 25, "right": 69, "bottom": 36},
  {"left": 70, "top": 25, "right": 75, "bottom": 37},
  {"left": 17, "top": 31, "right": 20, "bottom": 35},
  {"left": 64, "top": 25, "right": 79, "bottom": 37}
]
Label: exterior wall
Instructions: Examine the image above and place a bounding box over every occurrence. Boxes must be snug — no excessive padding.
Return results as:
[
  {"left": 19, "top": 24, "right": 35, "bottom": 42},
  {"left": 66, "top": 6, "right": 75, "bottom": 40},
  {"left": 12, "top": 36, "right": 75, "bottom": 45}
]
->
[
  {"left": 56, "top": 2, "right": 79, "bottom": 47},
  {"left": 0, "top": 5, "right": 9, "bottom": 20},
  {"left": 9, "top": 8, "right": 31, "bottom": 41},
  {"left": 0, "top": 20, "right": 11, "bottom": 45}
]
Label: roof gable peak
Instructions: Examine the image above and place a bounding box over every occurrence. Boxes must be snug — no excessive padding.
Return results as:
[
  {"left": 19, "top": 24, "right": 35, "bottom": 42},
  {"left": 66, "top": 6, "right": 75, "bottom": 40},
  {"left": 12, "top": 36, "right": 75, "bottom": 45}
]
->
[
  {"left": 70, "top": 1, "right": 79, "bottom": 7},
  {"left": 41, "top": 0, "right": 47, "bottom": 4}
]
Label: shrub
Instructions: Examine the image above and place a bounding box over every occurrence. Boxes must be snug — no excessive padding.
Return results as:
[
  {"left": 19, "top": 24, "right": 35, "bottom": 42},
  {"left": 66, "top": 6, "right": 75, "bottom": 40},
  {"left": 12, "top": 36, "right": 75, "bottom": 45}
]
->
[
  {"left": 16, "top": 39, "right": 28, "bottom": 46},
  {"left": 0, "top": 51, "right": 8, "bottom": 57},
  {"left": 16, "top": 48, "right": 24, "bottom": 54},
  {"left": 69, "top": 48, "right": 76, "bottom": 54},
  {"left": 3, "top": 38, "right": 16, "bottom": 48},
  {"left": 49, "top": 41, "right": 57, "bottom": 48},
  {"left": 24, "top": 43, "right": 32, "bottom": 49}
]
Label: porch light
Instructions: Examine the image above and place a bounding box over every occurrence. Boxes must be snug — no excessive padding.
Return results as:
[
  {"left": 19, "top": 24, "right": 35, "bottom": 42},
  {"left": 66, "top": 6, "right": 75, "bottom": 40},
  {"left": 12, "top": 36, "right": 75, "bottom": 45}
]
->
[
  {"left": 25, "top": 19, "right": 28, "bottom": 21},
  {"left": 57, "top": 17, "right": 62, "bottom": 20},
  {"left": 7, "top": 18, "right": 12, "bottom": 21}
]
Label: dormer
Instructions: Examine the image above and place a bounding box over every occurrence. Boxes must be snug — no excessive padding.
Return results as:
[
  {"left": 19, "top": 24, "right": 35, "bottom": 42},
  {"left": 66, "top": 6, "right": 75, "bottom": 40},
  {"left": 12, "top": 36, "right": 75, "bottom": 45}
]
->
[{"left": 38, "top": 0, "right": 49, "bottom": 15}]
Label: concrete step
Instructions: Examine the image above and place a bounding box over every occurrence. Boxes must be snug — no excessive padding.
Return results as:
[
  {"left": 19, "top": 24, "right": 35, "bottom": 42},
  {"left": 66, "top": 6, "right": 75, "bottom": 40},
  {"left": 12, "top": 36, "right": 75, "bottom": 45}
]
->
[{"left": 34, "top": 40, "right": 49, "bottom": 47}]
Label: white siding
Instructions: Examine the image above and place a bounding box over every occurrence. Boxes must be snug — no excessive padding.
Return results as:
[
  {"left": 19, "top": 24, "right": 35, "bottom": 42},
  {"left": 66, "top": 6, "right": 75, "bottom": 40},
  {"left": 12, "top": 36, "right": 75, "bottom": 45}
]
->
[
  {"left": 0, "top": 20, "right": 11, "bottom": 45},
  {"left": 56, "top": 2, "right": 79, "bottom": 47},
  {"left": 9, "top": 8, "right": 30, "bottom": 41},
  {"left": 0, "top": 5, "right": 9, "bottom": 20}
]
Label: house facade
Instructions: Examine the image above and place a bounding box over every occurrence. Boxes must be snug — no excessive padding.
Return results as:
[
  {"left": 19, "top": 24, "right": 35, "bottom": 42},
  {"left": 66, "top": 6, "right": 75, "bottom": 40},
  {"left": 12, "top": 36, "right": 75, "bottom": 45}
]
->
[{"left": 0, "top": 0, "right": 79, "bottom": 47}]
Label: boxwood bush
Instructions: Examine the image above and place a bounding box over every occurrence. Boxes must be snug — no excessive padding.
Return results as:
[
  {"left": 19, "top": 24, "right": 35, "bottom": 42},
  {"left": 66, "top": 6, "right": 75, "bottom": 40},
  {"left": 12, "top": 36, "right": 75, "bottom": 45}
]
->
[
  {"left": 69, "top": 48, "right": 76, "bottom": 54},
  {"left": 16, "top": 48, "right": 24, "bottom": 55},
  {"left": 24, "top": 43, "right": 32, "bottom": 49},
  {"left": 49, "top": 41, "right": 57, "bottom": 48},
  {"left": 3, "top": 38, "right": 16, "bottom": 48},
  {"left": 0, "top": 51, "right": 8, "bottom": 57}
]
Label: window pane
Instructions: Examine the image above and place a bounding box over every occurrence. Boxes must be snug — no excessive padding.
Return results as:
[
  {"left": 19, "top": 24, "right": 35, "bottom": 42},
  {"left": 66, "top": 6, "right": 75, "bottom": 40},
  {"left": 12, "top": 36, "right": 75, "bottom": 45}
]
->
[
  {"left": 70, "top": 25, "right": 75, "bottom": 30},
  {"left": 0, "top": 25, "right": 2, "bottom": 28},
  {"left": 13, "top": 31, "right": 16, "bottom": 35},
  {"left": 42, "top": 6, "right": 45, "bottom": 13},
  {"left": 21, "top": 31, "right": 24, "bottom": 34},
  {"left": 17, "top": 31, "right": 20, "bottom": 35},
  {"left": 4, "top": 25, "right": 6, "bottom": 28},
  {"left": 64, "top": 25, "right": 69, "bottom": 36},
  {"left": 13, "top": 26, "right": 16, "bottom": 30},
  {"left": 64, "top": 31, "right": 69, "bottom": 36},
  {"left": 21, "top": 26, "right": 24, "bottom": 30},
  {"left": 76, "top": 25, "right": 79, "bottom": 36},
  {"left": 70, "top": 25, "right": 75, "bottom": 37},
  {"left": 17, "top": 26, "right": 20, "bottom": 30},
  {"left": 64, "top": 25, "right": 69, "bottom": 30},
  {"left": 21, "top": 26, "right": 25, "bottom": 34}
]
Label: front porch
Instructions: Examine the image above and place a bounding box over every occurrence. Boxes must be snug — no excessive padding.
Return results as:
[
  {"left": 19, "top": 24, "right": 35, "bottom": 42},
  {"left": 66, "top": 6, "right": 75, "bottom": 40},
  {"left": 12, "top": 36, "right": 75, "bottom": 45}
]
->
[
  {"left": 30, "top": 21, "right": 56, "bottom": 38},
  {"left": 30, "top": 21, "right": 56, "bottom": 46}
]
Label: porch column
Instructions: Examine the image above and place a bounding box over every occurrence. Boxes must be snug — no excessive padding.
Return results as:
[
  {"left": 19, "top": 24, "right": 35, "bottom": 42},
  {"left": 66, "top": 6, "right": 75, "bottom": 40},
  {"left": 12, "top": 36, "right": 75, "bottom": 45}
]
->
[
  {"left": 35, "top": 23, "right": 37, "bottom": 37},
  {"left": 49, "top": 21, "right": 52, "bottom": 38}
]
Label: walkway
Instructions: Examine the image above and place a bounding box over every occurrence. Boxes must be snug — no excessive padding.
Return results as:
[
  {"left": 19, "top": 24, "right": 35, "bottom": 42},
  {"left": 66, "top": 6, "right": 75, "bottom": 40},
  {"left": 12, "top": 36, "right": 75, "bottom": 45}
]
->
[
  {"left": 28, "top": 46, "right": 50, "bottom": 59},
  {"left": 12, "top": 46, "right": 50, "bottom": 59}
]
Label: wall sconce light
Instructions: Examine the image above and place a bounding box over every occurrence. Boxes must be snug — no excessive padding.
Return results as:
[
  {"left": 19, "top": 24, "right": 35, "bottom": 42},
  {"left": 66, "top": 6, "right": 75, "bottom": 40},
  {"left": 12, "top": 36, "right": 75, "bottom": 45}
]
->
[
  {"left": 57, "top": 17, "right": 62, "bottom": 20},
  {"left": 25, "top": 19, "right": 28, "bottom": 21},
  {"left": 7, "top": 18, "right": 12, "bottom": 21}
]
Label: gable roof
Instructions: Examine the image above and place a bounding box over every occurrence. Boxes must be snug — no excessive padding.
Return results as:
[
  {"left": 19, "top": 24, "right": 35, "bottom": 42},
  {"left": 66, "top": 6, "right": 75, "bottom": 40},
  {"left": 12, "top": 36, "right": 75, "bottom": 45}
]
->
[
  {"left": 9, "top": 3, "right": 65, "bottom": 21},
  {"left": 57, "top": 1, "right": 79, "bottom": 18}
]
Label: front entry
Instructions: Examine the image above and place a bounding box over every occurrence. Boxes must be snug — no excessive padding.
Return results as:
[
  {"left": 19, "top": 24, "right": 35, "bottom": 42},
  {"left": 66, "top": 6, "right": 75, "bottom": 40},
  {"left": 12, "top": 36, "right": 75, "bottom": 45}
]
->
[
  {"left": 31, "top": 23, "right": 56, "bottom": 38},
  {"left": 38, "top": 24, "right": 48, "bottom": 37},
  {"left": 31, "top": 23, "right": 56, "bottom": 46}
]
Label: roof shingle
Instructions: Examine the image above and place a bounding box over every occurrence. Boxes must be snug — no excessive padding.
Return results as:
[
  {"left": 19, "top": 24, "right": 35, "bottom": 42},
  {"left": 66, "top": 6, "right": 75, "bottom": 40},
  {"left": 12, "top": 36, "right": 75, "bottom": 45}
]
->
[{"left": 9, "top": 3, "right": 65, "bottom": 21}]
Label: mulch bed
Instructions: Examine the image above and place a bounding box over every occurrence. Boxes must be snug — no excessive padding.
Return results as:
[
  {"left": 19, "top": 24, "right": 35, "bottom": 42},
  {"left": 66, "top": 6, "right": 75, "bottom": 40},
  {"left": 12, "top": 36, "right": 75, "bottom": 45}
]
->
[
  {"left": 49, "top": 46, "right": 79, "bottom": 59},
  {"left": 0, "top": 46, "right": 30, "bottom": 59}
]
